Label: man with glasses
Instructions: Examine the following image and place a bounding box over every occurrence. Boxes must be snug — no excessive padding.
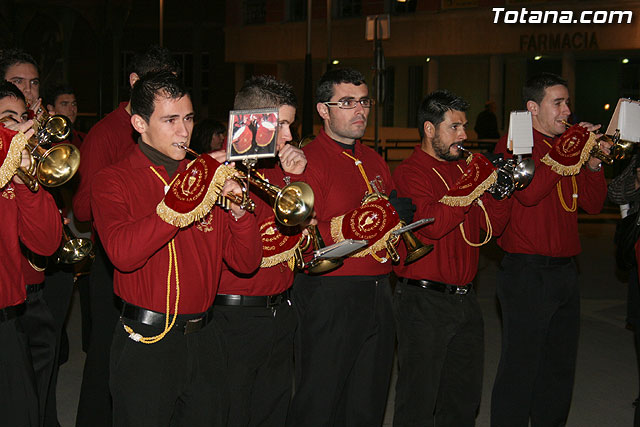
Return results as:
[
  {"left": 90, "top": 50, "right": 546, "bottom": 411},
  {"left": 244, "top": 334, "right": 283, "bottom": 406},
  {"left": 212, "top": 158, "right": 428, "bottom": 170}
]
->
[{"left": 288, "top": 68, "right": 414, "bottom": 427}]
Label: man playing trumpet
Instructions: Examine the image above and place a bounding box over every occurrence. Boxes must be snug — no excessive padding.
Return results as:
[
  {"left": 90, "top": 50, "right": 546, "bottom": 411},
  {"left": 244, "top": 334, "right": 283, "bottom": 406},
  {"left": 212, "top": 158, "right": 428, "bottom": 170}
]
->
[
  {"left": 90, "top": 70, "right": 262, "bottom": 427},
  {"left": 392, "top": 90, "right": 512, "bottom": 427},
  {"left": 0, "top": 80, "right": 62, "bottom": 426},
  {"left": 212, "top": 75, "right": 308, "bottom": 427},
  {"left": 491, "top": 72, "right": 610, "bottom": 427}
]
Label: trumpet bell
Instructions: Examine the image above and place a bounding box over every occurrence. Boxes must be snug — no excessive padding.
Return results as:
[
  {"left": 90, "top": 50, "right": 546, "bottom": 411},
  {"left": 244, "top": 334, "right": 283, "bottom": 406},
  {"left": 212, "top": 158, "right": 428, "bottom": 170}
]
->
[
  {"left": 58, "top": 237, "right": 94, "bottom": 264},
  {"left": 307, "top": 257, "right": 343, "bottom": 274},
  {"left": 37, "top": 143, "right": 81, "bottom": 187},
  {"left": 611, "top": 139, "right": 635, "bottom": 161},
  {"left": 274, "top": 182, "right": 314, "bottom": 226},
  {"left": 402, "top": 230, "right": 434, "bottom": 265},
  {"left": 512, "top": 157, "right": 535, "bottom": 190}
]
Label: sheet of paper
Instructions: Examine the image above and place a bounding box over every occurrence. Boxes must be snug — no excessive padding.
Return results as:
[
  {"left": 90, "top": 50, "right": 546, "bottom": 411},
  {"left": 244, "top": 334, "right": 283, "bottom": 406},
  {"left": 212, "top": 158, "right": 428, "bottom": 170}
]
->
[
  {"left": 607, "top": 98, "right": 640, "bottom": 143},
  {"left": 507, "top": 111, "right": 534, "bottom": 155}
]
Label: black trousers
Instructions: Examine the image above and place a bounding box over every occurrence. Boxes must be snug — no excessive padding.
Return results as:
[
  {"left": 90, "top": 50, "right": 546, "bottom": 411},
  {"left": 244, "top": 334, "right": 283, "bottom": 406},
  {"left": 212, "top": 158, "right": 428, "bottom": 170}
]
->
[
  {"left": 288, "top": 274, "right": 395, "bottom": 427},
  {"left": 42, "top": 268, "right": 75, "bottom": 427},
  {"left": 109, "top": 317, "right": 229, "bottom": 427},
  {"left": 76, "top": 243, "right": 118, "bottom": 427},
  {"left": 0, "top": 316, "right": 39, "bottom": 427},
  {"left": 213, "top": 298, "right": 296, "bottom": 427},
  {"left": 627, "top": 267, "right": 640, "bottom": 427},
  {"left": 491, "top": 253, "right": 580, "bottom": 427},
  {"left": 19, "top": 288, "right": 57, "bottom": 427},
  {"left": 393, "top": 282, "right": 484, "bottom": 427}
]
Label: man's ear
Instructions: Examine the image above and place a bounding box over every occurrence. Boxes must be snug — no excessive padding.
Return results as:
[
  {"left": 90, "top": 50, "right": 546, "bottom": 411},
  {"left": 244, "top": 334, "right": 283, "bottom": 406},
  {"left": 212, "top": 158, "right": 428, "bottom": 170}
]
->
[
  {"left": 316, "top": 102, "right": 329, "bottom": 121},
  {"left": 129, "top": 72, "right": 140, "bottom": 89},
  {"left": 526, "top": 100, "right": 539, "bottom": 116},
  {"left": 131, "top": 114, "right": 147, "bottom": 134},
  {"left": 424, "top": 121, "right": 436, "bottom": 138}
]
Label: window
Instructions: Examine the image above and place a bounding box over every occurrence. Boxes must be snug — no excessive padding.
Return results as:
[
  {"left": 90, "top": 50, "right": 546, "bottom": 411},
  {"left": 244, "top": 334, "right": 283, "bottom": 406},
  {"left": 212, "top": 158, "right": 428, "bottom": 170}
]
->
[
  {"left": 289, "top": 0, "right": 307, "bottom": 21},
  {"left": 407, "top": 65, "right": 423, "bottom": 128},
  {"left": 336, "top": 0, "right": 361, "bottom": 18},
  {"left": 390, "top": 0, "right": 417, "bottom": 15},
  {"left": 244, "top": 0, "right": 266, "bottom": 25}
]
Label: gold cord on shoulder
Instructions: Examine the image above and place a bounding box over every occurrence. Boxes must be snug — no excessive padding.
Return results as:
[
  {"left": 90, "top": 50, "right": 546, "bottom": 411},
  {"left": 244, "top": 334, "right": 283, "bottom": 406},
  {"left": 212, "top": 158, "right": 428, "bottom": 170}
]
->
[{"left": 542, "top": 138, "right": 578, "bottom": 213}]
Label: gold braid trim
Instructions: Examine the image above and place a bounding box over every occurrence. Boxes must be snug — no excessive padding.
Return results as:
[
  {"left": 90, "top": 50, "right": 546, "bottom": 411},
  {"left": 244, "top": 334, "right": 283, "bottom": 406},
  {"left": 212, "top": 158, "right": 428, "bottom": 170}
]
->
[
  {"left": 261, "top": 245, "right": 298, "bottom": 268},
  {"left": 439, "top": 170, "right": 498, "bottom": 207},
  {"left": 540, "top": 132, "right": 597, "bottom": 176},
  {"left": 330, "top": 215, "right": 402, "bottom": 260},
  {"left": 156, "top": 163, "right": 237, "bottom": 227},
  {"left": 0, "top": 132, "right": 28, "bottom": 189}
]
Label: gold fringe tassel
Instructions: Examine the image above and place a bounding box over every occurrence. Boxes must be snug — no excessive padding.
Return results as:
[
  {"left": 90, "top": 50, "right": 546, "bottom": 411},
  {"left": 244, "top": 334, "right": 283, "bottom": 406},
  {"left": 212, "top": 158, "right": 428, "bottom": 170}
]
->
[
  {"left": 156, "top": 163, "right": 237, "bottom": 227},
  {"left": 540, "top": 132, "right": 597, "bottom": 176}
]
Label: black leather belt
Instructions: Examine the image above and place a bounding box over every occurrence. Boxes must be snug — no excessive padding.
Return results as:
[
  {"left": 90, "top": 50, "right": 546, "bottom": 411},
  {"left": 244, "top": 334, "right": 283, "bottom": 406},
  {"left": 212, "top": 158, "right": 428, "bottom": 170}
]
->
[
  {"left": 508, "top": 253, "right": 573, "bottom": 266},
  {"left": 400, "top": 277, "right": 472, "bottom": 295},
  {"left": 215, "top": 289, "right": 290, "bottom": 308},
  {"left": 26, "top": 282, "right": 45, "bottom": 294},
  {"left": 119, "top": 301, "right": 215, "bottom": 335},
  {"left": 0, "top": 303, "right": 26, "bottom": 322}
]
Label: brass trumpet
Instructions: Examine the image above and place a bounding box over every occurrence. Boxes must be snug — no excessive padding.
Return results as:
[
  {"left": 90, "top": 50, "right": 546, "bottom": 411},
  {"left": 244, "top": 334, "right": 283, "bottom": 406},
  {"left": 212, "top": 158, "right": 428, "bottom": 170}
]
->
[
  {"left": 362, "top": 193, "right": 433, "bottom": 265},
  {"left": 56, "top": 221, "right": 94, "bottom": 264},
  {"left": 14, "top": 112, "right": 80, "bottom": 192},
  {"left": 561, "top": 121, "right": 630, "bottom": 165},
  {"left": 295, "top": 225, "right": 343, "bottom": 274},
  {"left": 176, "top": 144, "right": 314, "bottom": 226}
]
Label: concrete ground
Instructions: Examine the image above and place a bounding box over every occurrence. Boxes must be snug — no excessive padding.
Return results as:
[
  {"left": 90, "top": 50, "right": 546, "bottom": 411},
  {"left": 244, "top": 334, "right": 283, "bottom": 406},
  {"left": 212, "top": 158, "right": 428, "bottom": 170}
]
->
[{"left": 56, "top": 221, "right": 637, "bottom": 426}]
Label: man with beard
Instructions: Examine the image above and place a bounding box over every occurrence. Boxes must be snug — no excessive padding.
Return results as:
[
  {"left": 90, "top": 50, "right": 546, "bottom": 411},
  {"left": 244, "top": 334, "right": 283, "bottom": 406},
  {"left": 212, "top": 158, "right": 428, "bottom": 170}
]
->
[
  {"left": 213, "top": 75, "right": 307, "bottom": 426},
  {"left": 491, "top": 72, "right": 610, "bottom": 426},
  {"left": 392, "top": 90, "right": 511, "bottom": 426},
  {"left": 288, "top": 68, "right": 414, "bottom": 427}
]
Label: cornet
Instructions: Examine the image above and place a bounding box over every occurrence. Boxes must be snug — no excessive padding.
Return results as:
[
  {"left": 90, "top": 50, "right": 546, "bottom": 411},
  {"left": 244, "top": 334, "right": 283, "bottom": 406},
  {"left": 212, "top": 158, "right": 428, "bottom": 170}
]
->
[
  {"left": 362, "top": 193, "right": 433, "bottom": 265},
  {"left": 13, "top": 111, "right": 80, "bottom": 192},
  {"left": 295, "top": 225, "right": 343, "bottom": 274},
  {"left": 457, "top": 145, "right": 534, "bottom": 200},
  {"left": 561, "top": 121, "right": 630, "bottom": 165},
  {"left": 56, "top": 221, "right": 94, "bottom": 264},
  {"left": 175, "top": 144, "right": 314, "bottom": 226}
]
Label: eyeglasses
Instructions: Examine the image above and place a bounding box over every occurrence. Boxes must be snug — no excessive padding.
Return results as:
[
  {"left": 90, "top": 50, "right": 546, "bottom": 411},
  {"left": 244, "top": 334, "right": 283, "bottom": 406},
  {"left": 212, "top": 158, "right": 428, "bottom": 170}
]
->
[{"left": 323, "top": 98, "right": 374, "bottom": 109}]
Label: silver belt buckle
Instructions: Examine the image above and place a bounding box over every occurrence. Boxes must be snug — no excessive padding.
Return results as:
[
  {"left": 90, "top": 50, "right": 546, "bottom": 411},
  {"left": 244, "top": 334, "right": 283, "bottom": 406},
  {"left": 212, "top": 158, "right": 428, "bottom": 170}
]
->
[{"left": 455, "top": 286, "right": 469, "bottom": 295}]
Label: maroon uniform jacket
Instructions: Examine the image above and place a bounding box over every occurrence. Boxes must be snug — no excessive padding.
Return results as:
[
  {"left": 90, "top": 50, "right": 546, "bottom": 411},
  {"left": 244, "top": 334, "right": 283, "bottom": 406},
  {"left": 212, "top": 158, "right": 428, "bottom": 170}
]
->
[
  {"left": 303, "top": 128, "right": 396, "bottom": 277},
  {"left": 0, "top": 183, "right": 61, "bottom": 308},
  {"left": 219, "top": 165, "right": 303, "bottom": 296},
  {"left": 393, "top": 146, "right": 511, "bottom": 286},
  {"left": 91, "top": 147, "right": 262, "bottom": 314},
  {"left": 494, "top": 128, "right": 606, "bottom": 257},
  {"left": 73, "top": 102, "right": 136, "bottom": 222}
]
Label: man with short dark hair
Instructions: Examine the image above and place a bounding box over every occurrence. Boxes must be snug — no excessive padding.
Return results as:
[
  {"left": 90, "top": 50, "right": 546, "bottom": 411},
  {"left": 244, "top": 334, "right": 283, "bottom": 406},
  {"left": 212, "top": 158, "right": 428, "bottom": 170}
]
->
[
  {"left": 72, "top": 44, "right": 180, "bottom": 427},
  {"left": 0, "top": 48, "right": 40, "bottom": 107},
  {"left": 288, "top": 68, "right": 413, "bottom": 426},
  {"left": 491, "top": 72, "right": 610, "bottom": 426},
  {"left": 92, "top": 70, "right": 261, "bottom": 427},
  {"left": 393, "top": 90, "right": 511, "bottom": 426},
  {"left": 214, "top": 75, "right": 306, "bottom": 427},
  {"left": 1, "top": 50, "right": 67, "bottom": 427},
  {"left": 0, "top": 79, "right": 62, "bottom": 427},
  {"left": 46, "top": 84, "right": 85, "bottom": 149}
]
